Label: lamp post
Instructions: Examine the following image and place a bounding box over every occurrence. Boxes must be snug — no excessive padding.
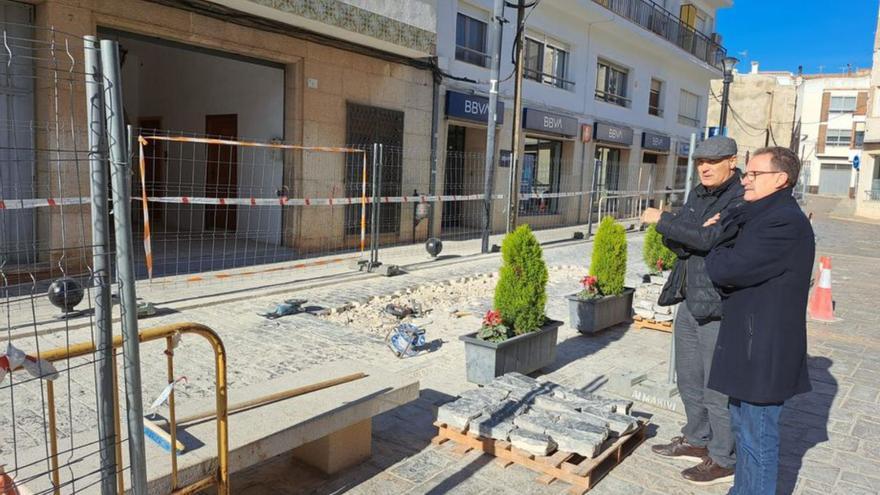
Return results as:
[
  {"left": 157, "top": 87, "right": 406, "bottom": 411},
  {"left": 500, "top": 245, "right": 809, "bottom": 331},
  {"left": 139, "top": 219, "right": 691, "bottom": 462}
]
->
[{"left": 718, "top": 56, "right": 739, "bottom": 132}]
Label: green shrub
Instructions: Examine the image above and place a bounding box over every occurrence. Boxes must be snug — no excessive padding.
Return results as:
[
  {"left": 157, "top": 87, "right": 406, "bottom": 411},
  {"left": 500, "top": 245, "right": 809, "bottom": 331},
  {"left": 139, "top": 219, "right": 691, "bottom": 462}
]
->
[
  {"left": 589, "top": 216, "right": 627, "bottom": 296},
  {"left": 493, "top": 225, "right": 548, "bottom": 335},
  {"left": 643, "top": 225, "right": 677, "bottom": 274}
]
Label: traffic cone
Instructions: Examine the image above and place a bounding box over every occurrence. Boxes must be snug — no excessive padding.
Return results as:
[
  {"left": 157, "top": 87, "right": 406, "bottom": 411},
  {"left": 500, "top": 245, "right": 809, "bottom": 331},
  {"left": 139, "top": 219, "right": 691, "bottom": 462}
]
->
[{"left": 808, "top": 256, "right": 834, "bottom": 322}]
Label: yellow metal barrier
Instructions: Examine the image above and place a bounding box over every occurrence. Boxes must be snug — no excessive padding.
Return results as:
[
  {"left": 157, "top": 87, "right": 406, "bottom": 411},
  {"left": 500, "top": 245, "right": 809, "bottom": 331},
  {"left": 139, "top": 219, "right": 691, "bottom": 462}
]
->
[{"left": 14, "top": 322, "right": 229, "bottom": 495}]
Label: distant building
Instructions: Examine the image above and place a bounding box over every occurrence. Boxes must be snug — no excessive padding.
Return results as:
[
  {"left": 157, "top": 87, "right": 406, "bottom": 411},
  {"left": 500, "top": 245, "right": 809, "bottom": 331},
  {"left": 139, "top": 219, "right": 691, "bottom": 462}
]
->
[{"left": 858, "top": 7, "right": 880, "bottom": 219}]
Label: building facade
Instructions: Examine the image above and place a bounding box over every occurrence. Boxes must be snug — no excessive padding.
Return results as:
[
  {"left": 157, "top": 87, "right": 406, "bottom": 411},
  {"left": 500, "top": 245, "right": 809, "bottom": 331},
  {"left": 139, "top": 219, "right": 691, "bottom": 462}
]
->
[
  {"left": 800, "top": 71, "right": 869, "bottom": 197},
  {"left": 706, "top": 62, "right": 799, "bottom": 166},
  {"left": 858, "top": 8, "right": 880, "bottom": 219},
  {"left": 435, "top": 0, "right": 731, "bottom": 233},
  {"left": 1, "top": 0, "right": 731, "bottom": 281}
]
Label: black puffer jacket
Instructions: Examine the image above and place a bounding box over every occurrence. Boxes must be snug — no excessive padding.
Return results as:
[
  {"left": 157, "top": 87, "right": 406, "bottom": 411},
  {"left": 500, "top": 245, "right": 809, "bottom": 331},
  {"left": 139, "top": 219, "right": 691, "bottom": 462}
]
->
[{"left": 656, "top": 171, "right": 744, "bottom": 322}]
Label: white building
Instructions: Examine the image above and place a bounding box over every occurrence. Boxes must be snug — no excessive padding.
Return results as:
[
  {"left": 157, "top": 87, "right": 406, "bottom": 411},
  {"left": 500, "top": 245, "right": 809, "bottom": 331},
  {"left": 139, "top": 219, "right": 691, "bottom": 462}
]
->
[
  {"left": 435, "top": 0, "right": 732, "bottom": 232},
  {"left": 858, "top": 7, "right": 880, "bottom": 219},
  {"left": 799, "top": 72, "right": 869, "bottom": 197}
]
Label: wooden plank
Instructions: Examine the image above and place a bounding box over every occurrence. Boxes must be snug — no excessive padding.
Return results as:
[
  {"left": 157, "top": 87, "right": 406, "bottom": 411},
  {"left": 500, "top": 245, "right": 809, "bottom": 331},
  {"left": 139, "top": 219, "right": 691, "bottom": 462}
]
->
[
  {"left": 536, "top": 473, "right": 557, "bottom": 485},
  {"left": 452, "top": 443, "right": 473, "bottom": 456},
  {"left": 633, "top": 316, "right": 673, "bottom": 333},
  {"left": 494, "top": 458, "right": 514, "bottom": 468},
  {"left": 430, "top": 436, "right": 449, "bottom": 446},
  {"left": 543, "top": 451, "right": 574, "bottom": 468}
]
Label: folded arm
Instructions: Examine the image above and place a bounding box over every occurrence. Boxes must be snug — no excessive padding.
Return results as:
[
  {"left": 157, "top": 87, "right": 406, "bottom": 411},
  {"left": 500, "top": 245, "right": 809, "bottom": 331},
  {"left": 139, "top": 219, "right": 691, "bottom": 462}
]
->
[{"left": 705, "top": 217, "right": 798, "bottom": 288}]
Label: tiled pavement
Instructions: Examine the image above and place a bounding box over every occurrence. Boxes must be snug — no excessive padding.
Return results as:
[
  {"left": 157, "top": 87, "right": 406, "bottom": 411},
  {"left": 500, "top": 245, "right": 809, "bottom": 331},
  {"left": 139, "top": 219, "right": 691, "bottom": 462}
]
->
[{"left": 4, "top": 196, "right": 879, "bottom": 494}]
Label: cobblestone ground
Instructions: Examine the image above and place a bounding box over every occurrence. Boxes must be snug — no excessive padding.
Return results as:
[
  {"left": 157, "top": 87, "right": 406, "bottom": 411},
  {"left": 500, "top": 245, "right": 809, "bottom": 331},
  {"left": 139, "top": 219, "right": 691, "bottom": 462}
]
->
[{"left": 3, "top": 197, "right": 879, "bottom": 494}]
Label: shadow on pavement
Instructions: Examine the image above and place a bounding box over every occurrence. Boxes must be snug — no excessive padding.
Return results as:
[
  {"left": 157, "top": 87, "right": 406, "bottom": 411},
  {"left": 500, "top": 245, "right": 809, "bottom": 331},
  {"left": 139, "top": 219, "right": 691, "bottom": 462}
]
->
[{"left": 777, "top": 355, "right": 837, "bottom": 494}]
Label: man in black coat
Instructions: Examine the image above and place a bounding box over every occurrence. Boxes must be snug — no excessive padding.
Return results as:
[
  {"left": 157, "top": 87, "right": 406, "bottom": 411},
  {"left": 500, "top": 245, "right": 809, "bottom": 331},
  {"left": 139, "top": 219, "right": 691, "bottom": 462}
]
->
[
  {"left": 641, "top": 136, "right": 743, "bottom": 485},
  {"left": 705, "top": 147, "right": 815, "bottom": 494}
]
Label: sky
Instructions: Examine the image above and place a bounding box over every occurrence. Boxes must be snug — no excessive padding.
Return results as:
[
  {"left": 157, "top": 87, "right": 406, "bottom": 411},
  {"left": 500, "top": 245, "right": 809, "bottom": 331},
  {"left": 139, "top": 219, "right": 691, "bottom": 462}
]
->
[{"left": 716, "top": 1, "right": 877, "bottom": 75}]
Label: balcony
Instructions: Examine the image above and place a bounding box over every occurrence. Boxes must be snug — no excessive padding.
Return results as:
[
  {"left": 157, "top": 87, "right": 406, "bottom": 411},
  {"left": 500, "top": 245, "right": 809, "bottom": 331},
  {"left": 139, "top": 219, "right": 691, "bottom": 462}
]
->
[{"left": 592, "top": 0, "right": 726, "bottom": 69}]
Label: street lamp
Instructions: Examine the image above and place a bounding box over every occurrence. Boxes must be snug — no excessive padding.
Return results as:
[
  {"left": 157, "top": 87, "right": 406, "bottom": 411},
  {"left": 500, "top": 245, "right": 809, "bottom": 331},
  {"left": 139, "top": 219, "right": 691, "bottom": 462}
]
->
[{"left": 718, "top": 56, "right": 739, "bottom": 131}]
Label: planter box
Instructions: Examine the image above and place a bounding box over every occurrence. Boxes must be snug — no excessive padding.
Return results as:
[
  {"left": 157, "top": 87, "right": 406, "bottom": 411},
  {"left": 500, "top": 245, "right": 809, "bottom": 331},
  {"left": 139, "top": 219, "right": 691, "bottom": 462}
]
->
[
  {"left": 459, "top": 319, "right": 562, "bottom": 385},
  {"left": 566, "top": 287, "right": 635, "bottom": 334}
]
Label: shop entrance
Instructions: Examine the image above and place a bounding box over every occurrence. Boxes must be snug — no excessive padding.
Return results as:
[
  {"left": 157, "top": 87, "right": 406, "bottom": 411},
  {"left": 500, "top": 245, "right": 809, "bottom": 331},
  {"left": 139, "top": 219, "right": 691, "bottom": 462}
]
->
[{"left": 442, "top": 124, "right": 486, "bottom": 236}]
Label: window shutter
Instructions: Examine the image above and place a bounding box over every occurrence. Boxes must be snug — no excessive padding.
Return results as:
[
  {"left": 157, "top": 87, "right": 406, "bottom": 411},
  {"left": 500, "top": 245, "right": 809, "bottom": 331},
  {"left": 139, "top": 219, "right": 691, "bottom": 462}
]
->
[{"left": 817, "top": 92, "right": 830, "bottom": 154}]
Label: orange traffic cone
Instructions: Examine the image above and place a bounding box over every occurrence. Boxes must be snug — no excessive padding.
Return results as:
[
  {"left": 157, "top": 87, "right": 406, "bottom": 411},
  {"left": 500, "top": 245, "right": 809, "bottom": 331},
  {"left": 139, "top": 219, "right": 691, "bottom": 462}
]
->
[{"left": 808, "top": 256, "right": 834, "bottom": 322}]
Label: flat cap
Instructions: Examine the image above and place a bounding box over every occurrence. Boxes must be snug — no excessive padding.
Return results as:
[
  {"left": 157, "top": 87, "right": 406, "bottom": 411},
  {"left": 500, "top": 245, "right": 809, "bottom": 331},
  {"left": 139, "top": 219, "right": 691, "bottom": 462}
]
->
[{"left": 692, "top": 136, "right": 737, "bottom": 160}]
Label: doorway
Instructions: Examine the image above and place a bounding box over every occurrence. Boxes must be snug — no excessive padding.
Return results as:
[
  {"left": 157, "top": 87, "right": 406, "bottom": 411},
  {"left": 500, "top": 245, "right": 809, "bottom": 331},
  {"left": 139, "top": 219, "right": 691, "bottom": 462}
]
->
[
  {"left": 204, "top": 114, "right": 238, "bottom": 231},
  {"left": 442, "top": 124, "right": 486, "bottom": 235},
  {"left": 595, "top": 146, "right": 623, "bottom": 191}
]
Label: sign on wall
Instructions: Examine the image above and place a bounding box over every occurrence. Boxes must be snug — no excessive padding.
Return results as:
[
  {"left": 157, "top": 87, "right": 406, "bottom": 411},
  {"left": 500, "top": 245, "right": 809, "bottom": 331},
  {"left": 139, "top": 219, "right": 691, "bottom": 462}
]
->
[
  {"left": 522, "top": 108, "right": 578, "bottom": 137},
  {"left": 445, "top": 91, "right": 504, "bottom": 125},
  {"left": 642, "top": 132, "right": 671, "bottom": 152},
  {"left": 594, "top": 122, "right": 634, "bottom": 146}
]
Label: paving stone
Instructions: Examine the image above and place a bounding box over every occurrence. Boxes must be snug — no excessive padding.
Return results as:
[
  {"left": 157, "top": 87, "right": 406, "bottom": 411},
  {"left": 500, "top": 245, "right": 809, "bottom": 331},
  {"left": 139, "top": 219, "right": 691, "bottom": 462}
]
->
[
  {"left": 608, "top": 372, "right": 648, "bottom": 392},
  {"left": 508, "top": 428, "right": 556, "bottom": 456},
  {"left": 531, "top": 394, "right": 579, "bottom": 415},
  {"left": 544, "top": 424, "right": 605, "bottom": 458},
  {"left": 852, "top": 418, "right": 880, "bottom": 442},
  {"left": 458, "top": 387, "right": 510, "bottom": 404},
  {"left": 579, "top": 405, "right": 639, "bottom": 435},
  {"left": 554, "top": 387, "right": 633, "bottom": 414},
  {"left": 512, "top": 409, "right": 558, "bottom": 434},
  {"left": 470, "top": 400, "right": 526, "bottom": 441},
  {"left": 436, "top": 399, "right": 488, "bottom": 430}
]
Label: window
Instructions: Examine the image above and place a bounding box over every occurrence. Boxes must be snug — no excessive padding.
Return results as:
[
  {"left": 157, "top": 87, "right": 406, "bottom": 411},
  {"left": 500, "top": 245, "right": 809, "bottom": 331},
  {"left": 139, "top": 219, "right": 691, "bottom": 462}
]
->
[
  {"left": 825, "top": 129, "right": 851, "bottom": 147},
  {"left": 596, "top": 60, "right": 629, "bottom": 107},
  {"left": 523, "top": 36, "right": 571, "bottom": 89},
  {"left": 649, "top": 79, "right": 663, "bottom": 117},
  {"left": 678, "top": 90, "right": 701, "bottom": 127},
  {"left": 520, "top": 138, "right": 562, "bottom": 215},
  {"left": 829, "top": 96, "right": 857, "bottom": 113},
  {"left": 455, "top": 13, "right": 488, "bottom": 67},
  {"left": 855, "top": 130, "right": 865, "bottom": 148}
]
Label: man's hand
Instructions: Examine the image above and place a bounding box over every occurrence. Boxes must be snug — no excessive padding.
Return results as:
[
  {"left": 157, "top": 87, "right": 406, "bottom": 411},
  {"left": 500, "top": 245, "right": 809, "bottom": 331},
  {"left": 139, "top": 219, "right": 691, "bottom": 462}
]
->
[
  {"left": 641, "top": 207, "right": 662, "bottom": 225},
  {"left": 703, "top": 213, "right": 721, "bottom": 227}
]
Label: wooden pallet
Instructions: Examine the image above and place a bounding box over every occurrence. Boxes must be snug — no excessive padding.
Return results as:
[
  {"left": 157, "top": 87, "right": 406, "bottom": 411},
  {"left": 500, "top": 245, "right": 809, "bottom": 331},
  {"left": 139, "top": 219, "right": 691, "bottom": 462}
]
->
[
  {"left": 633, "top": 315, "right": 673, "bottom": 333},
  {"left": 431, "top": 420, "right": 647, "bottom": 495}
]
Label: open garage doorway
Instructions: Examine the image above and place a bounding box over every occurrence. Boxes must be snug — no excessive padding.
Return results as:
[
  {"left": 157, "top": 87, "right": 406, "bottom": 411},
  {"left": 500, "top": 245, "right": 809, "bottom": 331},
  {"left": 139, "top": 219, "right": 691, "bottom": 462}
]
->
[{"left": 100, "top": 29, "right": 287, "bottom": 278}]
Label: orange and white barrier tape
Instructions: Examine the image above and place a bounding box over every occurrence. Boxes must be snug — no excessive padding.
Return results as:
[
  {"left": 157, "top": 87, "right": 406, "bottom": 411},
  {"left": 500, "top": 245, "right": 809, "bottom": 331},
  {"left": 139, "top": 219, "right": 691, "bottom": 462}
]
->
[
  {"left": 182, "top": 254, "right": 361, "bottom": 283},
  {"left": 0, "top": 197, "right": 89, "bottom": 209}
]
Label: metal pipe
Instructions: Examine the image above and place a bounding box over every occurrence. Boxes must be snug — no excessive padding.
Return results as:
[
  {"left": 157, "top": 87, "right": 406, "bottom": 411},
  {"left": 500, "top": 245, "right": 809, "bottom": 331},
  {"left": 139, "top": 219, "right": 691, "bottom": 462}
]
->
[
  {"left": 83, "top": 35, "right": 118, "bottom": 495},
  {"left": 370, "top": 143, "right": 379, "bottom": 266},
  {"left": 47, "top": 381, "right": 60, "bottom": 495},
  {"left": 586, "top": 154, "right": 601, "bottom": 237},
  {"left": 166, "top": 336, "right": 179, "bottom": 490},
  {"left": 506, "top": 0, "right": 527, "bottom": 233},
  {"left": 100, "top": 39, "right": 148, "bottom": 494},
  {"left": 719, "top": 75, "right": 732, "bottom": 131},
  {"left": 112, "top": 351, "right": 125, "bottom": 494},
  {"left": 428, "top": 70, "right": 440, "bottom": 239},
  {"left": 481, "top": 0, "right": 505, "bottom": 252}
]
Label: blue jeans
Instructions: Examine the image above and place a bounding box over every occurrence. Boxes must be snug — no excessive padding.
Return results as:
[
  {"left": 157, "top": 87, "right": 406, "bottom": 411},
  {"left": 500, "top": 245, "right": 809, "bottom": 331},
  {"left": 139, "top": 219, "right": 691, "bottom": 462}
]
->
[{"left": 727, "top": 399, "right": 783, "bottom": 495}]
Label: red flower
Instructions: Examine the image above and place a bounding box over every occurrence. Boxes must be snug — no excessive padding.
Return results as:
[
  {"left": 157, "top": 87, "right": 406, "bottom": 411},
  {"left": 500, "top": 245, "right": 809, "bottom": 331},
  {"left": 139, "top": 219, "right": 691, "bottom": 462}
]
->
[
  {"left": 656, "top": 258, "right": 664, "bottom": 271},
  {"left": 483, "top": 309, "right": 503, "bottom": 327},
  {"left": 580, "top": 275, "right": 598, "bottom": 289}
]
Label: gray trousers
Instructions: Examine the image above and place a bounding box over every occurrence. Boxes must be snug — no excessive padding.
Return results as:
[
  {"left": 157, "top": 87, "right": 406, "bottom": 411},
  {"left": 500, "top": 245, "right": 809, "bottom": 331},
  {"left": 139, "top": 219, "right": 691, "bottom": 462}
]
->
[{"left": 675, "top": 303, "right": 736, "bottom": 468}]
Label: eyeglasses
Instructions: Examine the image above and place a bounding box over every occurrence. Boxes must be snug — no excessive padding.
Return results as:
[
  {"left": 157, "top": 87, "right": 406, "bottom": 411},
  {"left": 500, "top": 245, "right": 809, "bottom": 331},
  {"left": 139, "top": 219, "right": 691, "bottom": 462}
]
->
[{"left": 742, "top": 170, "right": 782, "bottom": 181}]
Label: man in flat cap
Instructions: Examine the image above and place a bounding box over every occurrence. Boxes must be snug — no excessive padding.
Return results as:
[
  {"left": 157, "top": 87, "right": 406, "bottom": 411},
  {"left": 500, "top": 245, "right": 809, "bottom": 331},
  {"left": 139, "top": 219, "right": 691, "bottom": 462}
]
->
[{"left": 640, "top": 135, "right": 744, "bottom": 485}]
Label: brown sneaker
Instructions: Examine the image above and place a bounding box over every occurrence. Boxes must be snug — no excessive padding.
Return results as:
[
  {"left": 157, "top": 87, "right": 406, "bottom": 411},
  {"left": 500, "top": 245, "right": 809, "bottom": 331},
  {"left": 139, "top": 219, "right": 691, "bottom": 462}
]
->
[
  {"left": 650, "top": 436, "right": 708, "bottom": 462},
  {"left": 681, "top": 457, "right": 735, "bottom": 485}
]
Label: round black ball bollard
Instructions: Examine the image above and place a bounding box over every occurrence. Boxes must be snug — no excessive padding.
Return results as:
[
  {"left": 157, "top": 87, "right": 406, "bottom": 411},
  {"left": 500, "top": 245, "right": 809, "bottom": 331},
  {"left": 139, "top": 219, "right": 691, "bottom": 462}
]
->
[
  {"left": 425, "top": 237, "right": 443, "bottom": 258},
  {"left": 47, "top": 277, "right": 84, "bottom": 314}
]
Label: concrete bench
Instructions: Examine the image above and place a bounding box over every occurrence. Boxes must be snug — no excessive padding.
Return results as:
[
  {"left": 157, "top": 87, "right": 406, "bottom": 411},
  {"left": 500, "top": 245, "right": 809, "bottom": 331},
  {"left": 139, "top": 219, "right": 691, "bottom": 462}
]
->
[{"left": 144, "top": 359, "right": 419, "bottom": 493}]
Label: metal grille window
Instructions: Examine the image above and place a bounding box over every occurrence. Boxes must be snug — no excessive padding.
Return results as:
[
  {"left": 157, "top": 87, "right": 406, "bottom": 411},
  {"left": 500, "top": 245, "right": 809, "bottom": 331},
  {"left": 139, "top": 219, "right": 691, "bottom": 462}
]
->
[
  {"left": 678, "top": 89, "right": 701, "bottom": 127},
  {"left": 523, "top": 36, "right": 571, "bottom": 89},
  {"left": 455, "top": 13, "right": 489, "bottom": 67},
  {"left": 520, "top": 138, "right": 562, "bottom": 215},
  {"left": 825, "top": 128, "right": 851, "bottom": 147},
  {"left": 345, "top": 103, "right": 404, "bottom": 235},
  {"left": 649, "top": 78, "right": 663, "bottom": 117},
  {"left": 595, "top": 59, "right": 629, "bottom": 107},
  {"left": 829, "top": 96, "right": 857, "bottom": 113}
]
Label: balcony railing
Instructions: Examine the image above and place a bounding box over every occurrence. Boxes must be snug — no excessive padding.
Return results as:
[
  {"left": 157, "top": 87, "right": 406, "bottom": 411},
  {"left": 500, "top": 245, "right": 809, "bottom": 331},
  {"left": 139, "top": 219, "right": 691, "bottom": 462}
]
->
[
  {"left": 866, "top": 189, "right": 880, "bottom": 201},
  {"left": 592, "top": 0, "right": 726, "bottom": 69}
]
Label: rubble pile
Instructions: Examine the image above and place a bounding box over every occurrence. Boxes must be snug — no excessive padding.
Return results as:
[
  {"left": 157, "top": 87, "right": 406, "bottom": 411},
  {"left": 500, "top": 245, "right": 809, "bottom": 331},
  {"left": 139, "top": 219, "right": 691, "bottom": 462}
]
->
[
  {"left": 437, "top": 372, "right": 638, "bottom": 458},
  {"left": 632, "top": 272, "right": 674, "bottom": 322}
]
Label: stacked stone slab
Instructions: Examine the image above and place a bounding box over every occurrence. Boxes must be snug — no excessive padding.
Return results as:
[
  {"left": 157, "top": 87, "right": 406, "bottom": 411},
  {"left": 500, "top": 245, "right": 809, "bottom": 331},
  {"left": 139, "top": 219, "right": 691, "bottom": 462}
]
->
[
  {"left": 633, "top": 272, "right": 674, "bottom": 322},
  {"left": 436, "top": 373, "right": 639, "bottom": 458}
]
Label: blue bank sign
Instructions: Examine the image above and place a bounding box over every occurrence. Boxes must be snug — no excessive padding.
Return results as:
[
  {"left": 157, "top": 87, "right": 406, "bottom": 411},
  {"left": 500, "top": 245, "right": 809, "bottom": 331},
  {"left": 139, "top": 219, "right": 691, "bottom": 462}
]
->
[
  {"left": 522, "top": 108, "right": 579, "bottom": 137},
  {"left": 445, "top": 91, "right": 504, "bottom": 125}
]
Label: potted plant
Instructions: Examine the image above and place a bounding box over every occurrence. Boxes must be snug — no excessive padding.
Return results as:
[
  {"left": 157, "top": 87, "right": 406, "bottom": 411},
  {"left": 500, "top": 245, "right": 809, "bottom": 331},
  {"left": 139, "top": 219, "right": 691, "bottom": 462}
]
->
[
  {"left": 642, "top": 224, "right": 677, "bottom": 283},
  {"left": 459, "top": 225, "right": 561, "bottom": 385},
  {"left": 567, "top": 216, "right": 634, "bottom": 334}
]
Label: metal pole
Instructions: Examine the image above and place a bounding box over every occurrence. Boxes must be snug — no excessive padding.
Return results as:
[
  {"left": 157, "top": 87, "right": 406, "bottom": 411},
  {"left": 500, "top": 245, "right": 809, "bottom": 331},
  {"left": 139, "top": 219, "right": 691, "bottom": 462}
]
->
[
  {"left": 100, "top": 39, "right": 147, "bottom": 494},
  {"left": 374, "top": 144, "right": 384, "bottom": 267},
  {"left": 576, "top": 140, "right": 586, "bottom": 224},
  {"left": 481, "top": 0, "right": 505, "bottom": 253},
  {"left": 586, "top": 157, "right": 601, "bottom": 237},
  {"left": 428, "top": 72, "right": 440, "bottom": 239},
  {"left": 683, "top": 133, "right": 697, "bottom": 202},
  {"left": 370, "top": 143, "right": 380, "bottom": 268},
  {"left": 719, "top": 75, "right": 732, "bottom": 131},
  {"left": 84, "top": 36, "right": 117, "bottom": 495},
  {"left": 506, "top": 0, "right": 527, "bottom": 233}
]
